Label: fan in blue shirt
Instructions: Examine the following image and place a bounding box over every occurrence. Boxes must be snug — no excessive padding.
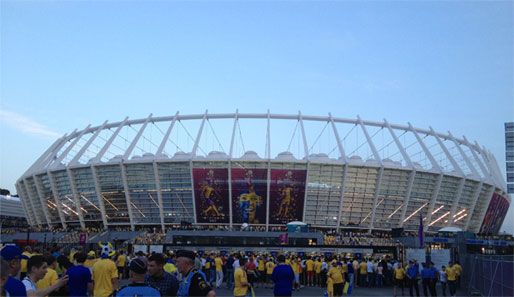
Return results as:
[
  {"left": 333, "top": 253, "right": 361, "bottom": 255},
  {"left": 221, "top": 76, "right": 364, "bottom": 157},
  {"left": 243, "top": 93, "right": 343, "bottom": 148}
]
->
[
  {"left": 66, "top": 253, "right": 93, "bottom": 297},
  {"left": 271, "top": 255, "right": 294, "bottom": 297}
]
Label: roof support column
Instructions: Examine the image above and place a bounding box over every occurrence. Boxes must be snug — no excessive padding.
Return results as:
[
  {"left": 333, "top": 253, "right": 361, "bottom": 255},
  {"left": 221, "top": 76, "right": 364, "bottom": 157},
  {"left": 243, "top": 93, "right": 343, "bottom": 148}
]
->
[
  {"left": 67, "top": 169, "right": 85, "bottom": 228},
  {"left": 91, "top": 165, "right": 109, "bottom": 230},
  {"left": 192, "top": 111, "right": 208, "bottom": 157},
  {"left": 93, "top": 117, "right": 129, "bottom": 163},
  {"left": 16, "top": 183, "right": 34, "bottom": 226},
  {"left": 22, "top": 179, "right": 43, "bottom": 227},
  {"left": 228, "top": 110, "right": 239, "bottom": 230},
  {"left": 429, "top": 127, "right": 466, "bottom": 226},
  {"left": 330, "top": 113, "right": 347, "bottom": 233},
  {"left": 68, "top": 121, "right": 108, "bottom": 167},
  {"left": 50, "top": 125, "right": 91, "bottom": 170},
  {"left": 357, "top": 116, "right": 383, "bottom": 232},
  {"left": 156, "top": 111, "right": 179, "bottom": 157},
  {"left": 152, "top": 161, "right": 166, "bottom": 233},
  {"left": 32, "top": 176, "right": 52, "bottom": 227},
  {"left": 299, "top": 111, "right": 310, "bottom": 222},
  {"left": 121, "top": 114, "right": 153, "bottom": 231},
  {"left": 47, "top": 171, "right": 67, "bottom": 229},
  {"left": 408, "top": 123, "right": 443, "bottom": 231},
  {"left": 266, "top": 110, "right": 271, "bottom": 232}
]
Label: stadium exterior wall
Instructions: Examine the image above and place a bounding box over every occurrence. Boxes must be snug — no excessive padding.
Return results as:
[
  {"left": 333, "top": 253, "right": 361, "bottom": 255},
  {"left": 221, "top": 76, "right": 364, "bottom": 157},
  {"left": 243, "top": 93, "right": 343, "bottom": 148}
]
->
[{"left": 15, "top": 113, "right": 510, "bottom": 234}]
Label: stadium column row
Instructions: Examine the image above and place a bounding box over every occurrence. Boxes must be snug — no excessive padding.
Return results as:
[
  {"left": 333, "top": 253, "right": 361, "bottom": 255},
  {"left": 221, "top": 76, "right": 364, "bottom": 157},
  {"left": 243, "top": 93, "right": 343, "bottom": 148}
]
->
[{"left": 15, "top": 161, "right": 506, "bottom": 234}]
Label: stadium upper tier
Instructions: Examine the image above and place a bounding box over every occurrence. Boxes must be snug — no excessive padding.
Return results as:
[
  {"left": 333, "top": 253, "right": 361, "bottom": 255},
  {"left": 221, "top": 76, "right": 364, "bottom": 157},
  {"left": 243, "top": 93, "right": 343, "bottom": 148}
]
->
[{"left": 16, "top": 112, "right": 509, "bottom": 234}]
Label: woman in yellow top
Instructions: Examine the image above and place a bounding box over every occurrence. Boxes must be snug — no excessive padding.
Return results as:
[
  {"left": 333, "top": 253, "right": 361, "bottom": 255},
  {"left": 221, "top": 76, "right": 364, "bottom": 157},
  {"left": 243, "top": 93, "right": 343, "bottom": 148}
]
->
[
  {"left": 327, "top": 262, "right": 344, "bottom": 297},
  {"left": 234, "top": 258, "right": 250, "bottom": 297},
  {"left": 393, "top": 262, "right": 406, "bottom": 297}
]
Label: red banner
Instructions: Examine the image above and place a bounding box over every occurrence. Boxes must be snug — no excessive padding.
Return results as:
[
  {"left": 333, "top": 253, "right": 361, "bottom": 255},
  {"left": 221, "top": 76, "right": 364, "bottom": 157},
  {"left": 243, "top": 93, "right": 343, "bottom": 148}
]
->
[
  {"left": 268, "top": 169, "right": 307, "bottom": 224},
  {"left": 479, "top": 193, "right": 510, "bottom": 235},
  {"left": 193, "top": 168, "right": 229, "bottom": 223}
]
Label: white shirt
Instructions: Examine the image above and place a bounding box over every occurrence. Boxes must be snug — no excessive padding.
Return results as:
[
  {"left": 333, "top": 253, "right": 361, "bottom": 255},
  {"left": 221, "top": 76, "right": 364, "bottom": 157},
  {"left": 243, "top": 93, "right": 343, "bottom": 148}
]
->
[
  {"left": 439, "top": 269, "right": 446, "bottom": 282},
  {"left": 22, "top": 277, "right": 38, "bottom": 293},
  {"left": 233, "top": 259, "right": 240, "bottom": 270},
  {"left": 321, "top": 262, "right": 329, "bottom": 271},
  {"left": 367, "top": 261, "right": 374, "bottom": 273}
]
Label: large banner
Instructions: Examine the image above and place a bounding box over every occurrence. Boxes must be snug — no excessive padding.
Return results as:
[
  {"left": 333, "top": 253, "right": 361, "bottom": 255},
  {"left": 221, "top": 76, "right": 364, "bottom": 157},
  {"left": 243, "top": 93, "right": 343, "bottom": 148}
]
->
[
  {"left": 479, "top": 193, "right": 510, "bottom": 235},
  {"left": 231, "top": 168, "right": 267, "bottom": 224},
  {"left": 193, "top": 168, "right": 229, "bottom": 223},
  {"left": 269, "top": 169, "right": 307, "bottom": 224}
]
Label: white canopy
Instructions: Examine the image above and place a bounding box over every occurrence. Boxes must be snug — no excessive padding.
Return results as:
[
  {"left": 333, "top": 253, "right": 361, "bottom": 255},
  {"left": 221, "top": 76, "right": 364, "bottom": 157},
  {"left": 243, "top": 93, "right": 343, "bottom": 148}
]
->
[
  {"left": 438, "top": 226, "right": 463, "bottom": 232},
  {"left": 287, "top": 221, "right": 307, "bottom": 225}
]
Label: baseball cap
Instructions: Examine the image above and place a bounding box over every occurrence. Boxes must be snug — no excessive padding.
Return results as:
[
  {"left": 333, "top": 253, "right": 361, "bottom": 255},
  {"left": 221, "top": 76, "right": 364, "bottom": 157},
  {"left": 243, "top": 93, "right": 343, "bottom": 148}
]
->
[
  {"left": 130, "top": 258, "right": 147, "bottom": 274},
  {"left": 1, "top": 246, "right": 29, "bottom": 261}
]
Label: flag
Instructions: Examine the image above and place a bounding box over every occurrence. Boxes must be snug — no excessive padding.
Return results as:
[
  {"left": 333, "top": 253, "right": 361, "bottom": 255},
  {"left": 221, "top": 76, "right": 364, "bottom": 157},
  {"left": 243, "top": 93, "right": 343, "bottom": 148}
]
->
[
  {"left": 279, "top": 233, "right": 288, "bottom": 245},
  {"left": 418, "top": 213, "right": 424, "bottom": 248}
]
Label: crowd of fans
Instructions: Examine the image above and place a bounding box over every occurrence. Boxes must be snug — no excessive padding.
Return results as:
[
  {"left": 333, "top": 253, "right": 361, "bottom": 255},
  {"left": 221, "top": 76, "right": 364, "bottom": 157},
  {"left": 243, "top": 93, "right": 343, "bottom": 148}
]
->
[{"left": 1, "top": 243, "right": 463, "bottom": 297}]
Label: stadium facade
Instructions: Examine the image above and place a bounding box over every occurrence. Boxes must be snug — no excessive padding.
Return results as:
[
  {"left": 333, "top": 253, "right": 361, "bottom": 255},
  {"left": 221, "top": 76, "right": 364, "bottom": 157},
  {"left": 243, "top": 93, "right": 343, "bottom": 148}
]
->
[{"left": 15, "top": 112, "right": 510, "bottom": 235}]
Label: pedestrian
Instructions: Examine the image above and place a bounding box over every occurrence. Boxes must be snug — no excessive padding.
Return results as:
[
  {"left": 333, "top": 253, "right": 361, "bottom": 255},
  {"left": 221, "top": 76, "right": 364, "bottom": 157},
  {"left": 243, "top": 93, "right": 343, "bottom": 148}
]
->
[
  {"left": 112, "top": 258, "right": 161, "bottom": 296},
  {"left": 314, "top": 258, "right": 322, "bottom": 287},
  {"left": 92, "top": 245, "right": 119, "bottom": 297},
  {"left": 429, "top": 262, "right": 438, "bottom": 296},
  {"left": 327, "top": 261, "right": 344, "bottom": 297},
  {"left": 306, "top": 256, "right": 314, "bottom": 287},
  {"left": 347, "top": 260, "right": 354, "bottom": 288},
  {"left": 36, "top": 254, "right": 60, "bottom": 296},
  {"left": 66, "top": 252, "right": 93, "bottom": 297},
  {"left": 257, "top": 256, "right": 266, "bottom": 289},
  {"left": 1, "top": 259, "right": 11, "bottom": 296},
  {"left": 116, "top": 250, "right": 126, "bottom": 280},
  {"left": 175, "top": 250, "right": 215, "bottom": 297},
  {"left": 453, "top": 261, "right": 461, "bottom": 289},
  {"left": 421, "top": 263, "right": 432, "bottom": 297},
  {"left": 145, "top": 253, "right": 179, "bottom": 297},
  {"left": 234, "top": 258, "right": 250, "bottom": 297},
  {"left": 376, "top": 260, "right": 384, "bottom": 288},
  {"left": 367, "top": 259, "right": 374, "bottom": 288},
  {"left": 1, "top": 245, "right": 29, "bottom": 297},
  {"left": 406, "top": 261, "right": 420, "bottom": 297},
  {"left": 265, "top": 257, "right": 276, "bottom": 289},
  {"left": 439, "top": 266, "right": 447, "bottom": 297},
  {"left": 20, "top": 247, "right": 32, "bottom": 280},
  {"left": 393, "top": 262, "right": 406, "bottom": 297},
  {"left": 271, "top": 255, "right": 294, "bottom": 297},
  {"left": 225, "top": 253, "right": 235, "bottom": 289},
  {"left": 22, "top": 255, "right": 68, "bottom": 296},
  {"left": 445, "top": 262, "right": 456, "bottom": 297},
  {"left": 359, "top": 259, "right": 367, "bottom": 287},
  {"left": 214, "top": 254, "right": 224, "bottom": 289}
]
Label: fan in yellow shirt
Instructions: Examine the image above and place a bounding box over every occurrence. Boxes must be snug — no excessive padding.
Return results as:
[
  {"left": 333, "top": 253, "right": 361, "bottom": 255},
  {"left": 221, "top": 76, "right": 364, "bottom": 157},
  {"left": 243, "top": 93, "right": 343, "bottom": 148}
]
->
[
  {"left": 306, "top": 257, "right": 314, "bottom": 286},
  {"left": 20, "top": 247, "right": 32, "bottom": 279},
  {"left": 234, "top": 258, "right": 250, "bottom": 297},
  {"left": 37, "top": 255, "right": 59, "bottom": 294},
  {"left": 265, "top": 260, "right": 276, "bottom": 289},
  {"left": 92, "top": 257, "right": 119, "bottom": 297},
  {"left": 328, "top": 263, "right": 344, "bottom": 297},
  {"left": 393, "top": 263, "right": 406, "bottom": 297}
]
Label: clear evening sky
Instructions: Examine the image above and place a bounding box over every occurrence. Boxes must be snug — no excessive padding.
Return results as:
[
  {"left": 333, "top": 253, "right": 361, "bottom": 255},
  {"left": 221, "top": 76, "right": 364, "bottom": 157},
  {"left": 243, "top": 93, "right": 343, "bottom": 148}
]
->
[{"left": 1, "top": 1, "right": 512, "bottom": 232}]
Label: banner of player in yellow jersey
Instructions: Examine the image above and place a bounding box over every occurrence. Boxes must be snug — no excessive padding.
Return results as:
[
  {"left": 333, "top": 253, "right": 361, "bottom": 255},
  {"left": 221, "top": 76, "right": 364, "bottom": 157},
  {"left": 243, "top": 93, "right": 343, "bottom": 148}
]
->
[
  {"left": 193, "top": 168, "right": 229, "bottom": 223},
  {"left": 231, "top": 168, "right": 267, "bottom": 224},
  {"left": 269, "top": 169, "right": 307, "bottom": 224}
]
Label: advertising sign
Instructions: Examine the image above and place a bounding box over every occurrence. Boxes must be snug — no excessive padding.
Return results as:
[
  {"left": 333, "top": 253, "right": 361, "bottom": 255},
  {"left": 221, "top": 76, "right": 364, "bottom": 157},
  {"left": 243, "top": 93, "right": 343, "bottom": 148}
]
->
[
  {"left": 231, "top": 168, "right": 267, "bottom": 224},
  {"left": 193, "top": 168, "right": 229, "bottom": 223},
  {"left": 269, "top": 169, "right": 307, "bottom": 224}
]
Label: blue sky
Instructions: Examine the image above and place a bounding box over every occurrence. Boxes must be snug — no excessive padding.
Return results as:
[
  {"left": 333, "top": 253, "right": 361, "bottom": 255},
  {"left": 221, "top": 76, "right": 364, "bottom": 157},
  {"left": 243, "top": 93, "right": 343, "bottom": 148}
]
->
[{"left": 1, "top": 1, "right": 512, "bottom": 232}]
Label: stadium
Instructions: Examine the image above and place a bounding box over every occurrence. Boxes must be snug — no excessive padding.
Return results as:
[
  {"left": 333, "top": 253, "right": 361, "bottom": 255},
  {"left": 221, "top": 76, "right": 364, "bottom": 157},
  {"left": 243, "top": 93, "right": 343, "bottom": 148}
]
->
[{"left": 15, "top": 112, "right": 510, "bottom": 235}]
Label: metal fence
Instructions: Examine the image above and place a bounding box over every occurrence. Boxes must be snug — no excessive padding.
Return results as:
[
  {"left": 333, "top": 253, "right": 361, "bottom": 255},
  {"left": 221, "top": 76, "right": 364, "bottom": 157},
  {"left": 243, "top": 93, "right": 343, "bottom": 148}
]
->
[{"left": 463, "top": 254, "right": 514, "bottom": 297}]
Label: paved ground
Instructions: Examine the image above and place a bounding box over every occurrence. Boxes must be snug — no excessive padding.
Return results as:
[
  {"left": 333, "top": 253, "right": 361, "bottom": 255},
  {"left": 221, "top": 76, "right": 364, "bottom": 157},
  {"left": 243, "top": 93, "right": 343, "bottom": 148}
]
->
[{"left": 121, "top": 279, "right": 469, "bottom": 296}]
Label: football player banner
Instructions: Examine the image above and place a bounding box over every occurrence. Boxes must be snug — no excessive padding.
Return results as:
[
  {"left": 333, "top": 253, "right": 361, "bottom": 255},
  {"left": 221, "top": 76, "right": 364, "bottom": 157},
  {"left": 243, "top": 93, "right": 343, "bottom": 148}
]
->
[
  {"left": 269, "top": 169, "right": 307, "bottom": 224},
  {"left": 231, "top": 168, "right": 267, "bottom": 224},
  {"left": 193, "top": 168, "right": 229, "bottom": 223}
]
